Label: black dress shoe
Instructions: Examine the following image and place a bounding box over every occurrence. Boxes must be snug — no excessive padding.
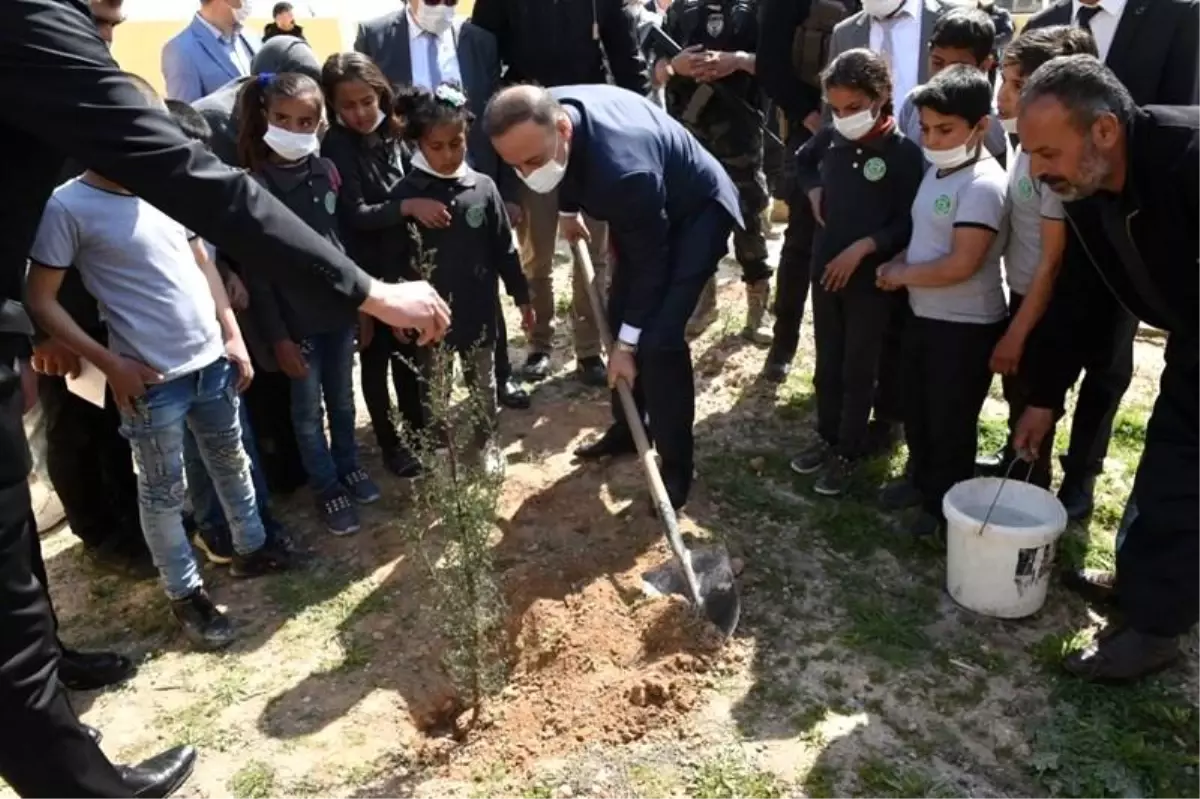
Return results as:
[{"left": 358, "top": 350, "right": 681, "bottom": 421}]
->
[
  {"left": 1061, "top": 566, "right": 1118, "bottom": 608},
  {"left": 576, "top": 355, "right": 608, "bottom": 387},
  {"left": 59, "top": 649, "right": 136, "bottom": 691},
  {"left": 522, "top": 352, "right": 552, "bottom": 381},
  {"left": 84, "top": 723, "right": 102, "bottom": 744},
  {"left": 1058, "top": 474, "right": 1097, "bottom": 521},
  {"left": 117, "top": 745, "right": 198, "bottom": 798},
  {"left": 761, "top": 359, "right": 790, "bottom": 383},
  {"left": 1063, "top": 625, "right": 1180, "bottom": 683},
  {"left": 574, "top": 428, "right": 637, "bottom": 460},
  {"left": 498, "top": 378, "right": 531, "bottom": 410}
]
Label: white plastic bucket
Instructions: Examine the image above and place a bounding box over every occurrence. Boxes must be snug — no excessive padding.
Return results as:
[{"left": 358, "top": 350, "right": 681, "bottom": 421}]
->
[{"left": 943, "top": 477, "right": 1069, "bottom": 619}]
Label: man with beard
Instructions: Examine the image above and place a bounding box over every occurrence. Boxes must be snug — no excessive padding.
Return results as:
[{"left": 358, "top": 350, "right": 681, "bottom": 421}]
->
[{"left": 1015, "top": 54, "right": 1198, "bottom": 682}]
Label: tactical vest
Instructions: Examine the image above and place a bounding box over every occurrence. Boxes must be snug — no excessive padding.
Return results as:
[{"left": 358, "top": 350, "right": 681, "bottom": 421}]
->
[
  {"left": 668, "top": 0, "right": 759, "bottom": 117},
  {"left": 792, "top": 0, "right": 851, "bottom": 88}
]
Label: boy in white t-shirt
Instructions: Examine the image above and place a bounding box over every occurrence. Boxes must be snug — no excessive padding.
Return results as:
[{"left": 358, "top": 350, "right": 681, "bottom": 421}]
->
[
  {"left": 876, "top": 65, "right": 1009, "bottom": 538},
  {"left": 25, "top": 75, "right": 293, "bottom": 652},
  {"left": 976, "top": 25, "right": 1099, "bottom": 488}
]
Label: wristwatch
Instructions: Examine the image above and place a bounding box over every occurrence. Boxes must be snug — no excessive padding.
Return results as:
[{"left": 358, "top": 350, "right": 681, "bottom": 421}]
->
[{"left": 615, "top": 340, "right": 637, "bottom": 355}]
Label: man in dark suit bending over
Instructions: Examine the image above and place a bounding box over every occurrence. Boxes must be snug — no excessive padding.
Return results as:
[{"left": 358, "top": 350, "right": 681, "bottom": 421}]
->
[{"left": 484, "top": 84, "right": 742, "bottom": 510}]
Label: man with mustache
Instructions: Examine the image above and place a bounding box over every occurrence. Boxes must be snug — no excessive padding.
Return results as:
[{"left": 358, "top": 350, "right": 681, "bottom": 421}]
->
[{"left": 1015, "top": 54, "right": 1198, "bottom": 682}]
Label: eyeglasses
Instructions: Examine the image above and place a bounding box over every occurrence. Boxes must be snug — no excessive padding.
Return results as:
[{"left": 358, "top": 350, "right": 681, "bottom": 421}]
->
[{"left": 424, "top": 0, "right": 459, "bottom": 6}]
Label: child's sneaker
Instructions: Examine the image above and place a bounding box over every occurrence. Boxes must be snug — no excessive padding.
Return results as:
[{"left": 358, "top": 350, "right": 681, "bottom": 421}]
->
[
  {"left": 383, "top": 446, "right": 423, "bottom": 479},
  {"left": 229, "top": 538, "right": 295, "bottom": 578},
  {"left": 341, "top": 468, "right": 382, "bottom": 505},
  {"left": 170, "top": 588, "right": 235, "bottom": 651},
  {"left": 814, "top": 456, "right": 852, "bottom": 497},
  {"left": 789, "top": 440, "right": 830, "bottom": 475},
  {"left": 318, "top": 488, "right": 361, "bottom": 536}
]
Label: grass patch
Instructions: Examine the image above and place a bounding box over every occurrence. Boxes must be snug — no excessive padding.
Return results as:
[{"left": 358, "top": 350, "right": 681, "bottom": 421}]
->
[
  {"left": 856, "top": 756, "right": 954, "bottom": 798},
  {"left": 687, "top": 753, "right": 785, "bottom": 799},
  {"left": 837, "top": 586, "right": 937, "bottom": 667},
  {"left": 626, "top": 763, "right": 680, "bottom": 798},
  {"left": 228, "top": 760, "right": 276, "bottom": 799},
  {"left": 801, "top": 761, "right": 839, "bottom": 798}
]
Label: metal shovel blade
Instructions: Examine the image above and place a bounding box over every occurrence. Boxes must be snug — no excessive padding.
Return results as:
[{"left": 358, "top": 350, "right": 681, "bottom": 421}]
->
[{"left": 643, "top": 547, "right": 740, "bottom": 638}]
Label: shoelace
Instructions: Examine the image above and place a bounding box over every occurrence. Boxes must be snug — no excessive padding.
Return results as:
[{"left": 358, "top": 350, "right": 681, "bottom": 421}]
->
[
  {"left": 325, "top": 494, "right": 353, "bottom": 513},
  {"left": 343, "top": 469, "right": 368, "bottom": 486}
]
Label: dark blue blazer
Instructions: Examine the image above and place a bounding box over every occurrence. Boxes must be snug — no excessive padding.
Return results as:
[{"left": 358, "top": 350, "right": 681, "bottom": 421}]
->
[{"left": 553, "top": 85, "right": 742, "bottom": 328}]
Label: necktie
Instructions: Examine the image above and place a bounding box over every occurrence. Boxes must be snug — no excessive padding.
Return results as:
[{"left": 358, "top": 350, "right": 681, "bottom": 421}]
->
[
  {"left": 426, "top": 32, "right": 443, "bottom": 89},
  {"left": 1076, "top": 3, "right": 1102, "bottom": 30},
  {"left": 878, "top": 18, "right": 896, "bottom": 69}
]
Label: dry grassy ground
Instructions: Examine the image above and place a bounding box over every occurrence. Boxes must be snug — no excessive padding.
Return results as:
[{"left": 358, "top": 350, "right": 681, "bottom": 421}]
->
[{"left": 9, "top": 228, "right": 1197, "bottom": 798}]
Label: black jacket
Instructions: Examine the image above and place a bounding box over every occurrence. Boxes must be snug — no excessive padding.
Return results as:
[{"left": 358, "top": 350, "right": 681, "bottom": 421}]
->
[
  {"left": 321, "top": 123, "right": 416, "bottom": 284},
  {"left": 756, "top": 0, "right": 819, "bottom": 121},
  {"left": 1027, "top": 106, "right": 1199, "bottom": 409},
  {"left": 795, "top": 122, "right": 924, "bottom": 292},
  {"left": 394, "top": 167, "right": 528, "bottom": 351},
  {"left": 470, "top": 0, "right": 649, "bottom": 93},
  {"left": 262, "top": 22, "right": 305, "bottom": 41}
]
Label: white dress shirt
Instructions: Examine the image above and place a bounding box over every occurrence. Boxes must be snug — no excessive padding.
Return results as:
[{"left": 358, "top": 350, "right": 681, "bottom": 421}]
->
[
  {"left": 195, "top": 14, "right": 254, "bottom": 77},
  {"left": 869, "top": 0, "right": 923, "bottom": 107},
  {"left": 1072, "top": 0, "right": 1126, "bottom": 62},
  {"left": 408, "top": 12, "right": 463, "bottom": 90}
]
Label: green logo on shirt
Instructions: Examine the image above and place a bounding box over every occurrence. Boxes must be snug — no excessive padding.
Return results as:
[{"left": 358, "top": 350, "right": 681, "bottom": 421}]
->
[
  {"left": 863, "top": 157, "right": 886, "bottom": 182},
  {"left": 934, "top": 194, "right": 953, "bottom": 216},
  {"left": 465, "top": 204, "right": 486, "bottom": 229},
  {"left": 324, "top": 191, "right": 336, "bottom": 215},
  {"left": 1018, "top": 176, "right": 1035, "bottom": 200}
]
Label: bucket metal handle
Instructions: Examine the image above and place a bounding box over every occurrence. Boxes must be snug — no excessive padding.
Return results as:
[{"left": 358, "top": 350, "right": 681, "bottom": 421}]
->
[{"left": 976, "top": 458, "right": 1037, "bottom": 536}]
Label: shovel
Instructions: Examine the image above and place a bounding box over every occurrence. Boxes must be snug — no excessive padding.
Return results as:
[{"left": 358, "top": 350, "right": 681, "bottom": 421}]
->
[{"left": 570, "top": 240, "right": 740, "bottom": 639}]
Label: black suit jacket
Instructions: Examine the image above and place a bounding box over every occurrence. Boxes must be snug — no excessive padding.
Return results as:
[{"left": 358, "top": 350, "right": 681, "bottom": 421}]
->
[
  {"left": 0, "top": 0, "right": 372, "bottom": 358},
  {"left": 1024, "top": 0, "right": 1199, "bottom": 105},
  {"left": 354, "top": 9, "right": 516, "bottom": 202}
]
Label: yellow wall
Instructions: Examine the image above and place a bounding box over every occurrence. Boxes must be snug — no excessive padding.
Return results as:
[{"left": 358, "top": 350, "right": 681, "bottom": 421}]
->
[{"left": 111, "top": 17, "right": 350, "bottom": 95}]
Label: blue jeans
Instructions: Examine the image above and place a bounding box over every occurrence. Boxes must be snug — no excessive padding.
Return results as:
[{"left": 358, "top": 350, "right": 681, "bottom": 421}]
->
[
  {"left": 119, "top": 358, "right": 266, "bottom": 599},
  {"left": 290, "top": 328, "right": 359, "bottom": 493},
  {"left": 183, "top": 400, "right": 274, "bottom": 535}
]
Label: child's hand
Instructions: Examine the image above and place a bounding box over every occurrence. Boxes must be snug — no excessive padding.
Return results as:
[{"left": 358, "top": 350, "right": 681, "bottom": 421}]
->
[
  {"left": 990, "top": 331, "right": 1025, "bottom": 376},
  {"left": 875, "top": 262, "right": 906, "bottom": 291},
  {"left": 519, "top": 304, "right": 535, "bottom": 333},
  {"left": 105, "top": 356, "right": 163, "bottom": 414},
  {"left": 274, "top": 340, "right": 309, "bottom": 379},
  {"left": 31, "top": 337, "right": 81, "bottom": 378},
  {"left": 401, "top": 198, "right": 452, "bottom": 228},
  {"left": 225, "top": 337, "right": 255, "bottom": 392},
  {"left": 807, "top": 187, "right": 825, "bottom": 227},
  {"left": 358, "top": 314, "right": 375, "bottom": 352},
  {"left": 822, "top": 239, "right": 871, "bottom": 292},
  {"left": 225, "top": 273, "right": 250, "bottom": 312}
]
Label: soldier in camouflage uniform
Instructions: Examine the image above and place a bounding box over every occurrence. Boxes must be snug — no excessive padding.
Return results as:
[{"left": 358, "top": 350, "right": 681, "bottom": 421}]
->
[{"left": 657, "top": 0, "right": 773, "bottom": 344}]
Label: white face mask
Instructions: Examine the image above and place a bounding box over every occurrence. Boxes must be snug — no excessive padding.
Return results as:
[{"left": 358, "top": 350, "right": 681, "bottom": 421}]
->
[
  {"left": 1000, "top": 116, "right": 1018, "bottom": 135},
  {"left": 832, "top": 107, "right": 877, "bottom": 141},
  {"left": 862, "top": 0, "right": 904, "bottom": 19},
  {"left": 415, "top": 3, "right": 454, "bottom": 35},
  {"left": 411, "top": 149, "right": 467, "bottom": 179},
  {"left": 232, "top": 1, "right": 254, "bottom": 25},
  {"left": 923, "top": 135, "right": 979, "bottom": 170},
  {"left": 518, "top": 131, "right": 567, "bottom": 194},
  {"left": 263, "top": 124, "right": 319, "bottom": 161}
]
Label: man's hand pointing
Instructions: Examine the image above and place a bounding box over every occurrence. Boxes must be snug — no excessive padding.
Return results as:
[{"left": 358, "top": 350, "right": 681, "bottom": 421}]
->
[{"left": 359, "top": 280, "right": 451, "bottom": 346}]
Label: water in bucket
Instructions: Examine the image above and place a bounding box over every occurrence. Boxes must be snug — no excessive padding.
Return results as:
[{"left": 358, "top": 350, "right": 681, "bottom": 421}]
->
[{"left": 944, "top": 477, "right": 1069, "bottom": 619}]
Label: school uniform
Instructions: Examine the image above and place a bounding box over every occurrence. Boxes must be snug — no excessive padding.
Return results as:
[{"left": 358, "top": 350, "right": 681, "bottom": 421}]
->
[
  {"left": 904, "top": 155, "right": 1008, "bottom": 519},
  {"left": 994, "top": 149, "right": 1064, "bottom": 487},
  {"left": 393, "top": 160, "right": 530, "bottom": 447},
  {"left": 248, "top": 156, "right": 364, "bottom": 497},
  {"left": 322, "top": 123, "right": 427, "bottom": 456},
  {"left": 795, "top": 122, "right": 925, "bottom": 459}
]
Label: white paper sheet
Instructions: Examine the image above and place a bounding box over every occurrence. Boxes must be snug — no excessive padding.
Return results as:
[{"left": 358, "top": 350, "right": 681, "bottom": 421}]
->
[{"left": 66, "top": 359, "right": 108, "bottom": 409}]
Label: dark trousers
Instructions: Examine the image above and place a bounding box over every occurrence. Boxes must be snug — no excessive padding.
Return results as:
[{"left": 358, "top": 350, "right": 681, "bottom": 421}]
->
[
  {"left": 495, "top": 303, "right": 512, "bottom": 384},
  {"left": 242, "top": 369, "right": 306, "bottom": 495},
  {"left": 904, "top": 315, "right": 1006, "bottom": 517},
  {"left": 609, "top": 202, "right": 735, "bottom": 503},
  {"left": 812, "top": 285, "right": 895, "bottom": 459},
  {"left": 998, "top": 291, "right": 1053, "bottom": 488},
  {"left": 1117, "top": 338, "right": 1198, "bottom": 637},
  {"left": 37, "top": 373, "right": 144, "bottom": 554},
  {"left": 873, "top": 293, "right": 909, "bottom": 426},
  {"left": 359, "top": 324, "right": 427, "bottom": 453},
  {"left": 771, "top": 198, "right": 814, "bottom": 362},
  {"left": 0, "top": 373, "right": 128, "bottom": 796},
  {"left": 1060, "top": 308, "right": 1138, "bottom": 480}
]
